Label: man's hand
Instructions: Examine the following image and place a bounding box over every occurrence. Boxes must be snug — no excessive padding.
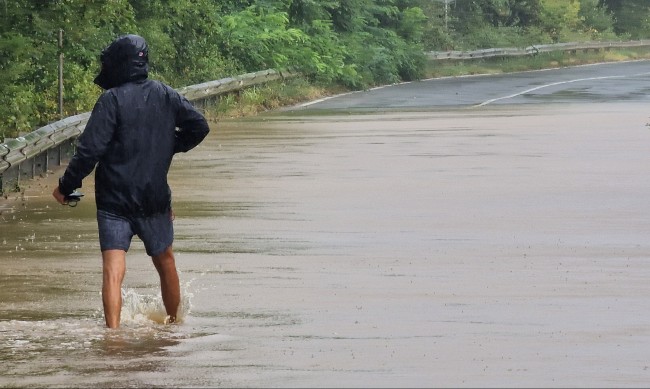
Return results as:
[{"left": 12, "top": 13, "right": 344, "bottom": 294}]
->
[{"left": 52, "top": 186, "right": 67, "bottom": 205}]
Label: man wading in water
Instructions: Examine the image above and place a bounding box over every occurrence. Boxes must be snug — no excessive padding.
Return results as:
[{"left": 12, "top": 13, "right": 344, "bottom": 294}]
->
[{"left": 53, "top": 34, "right": 210, "bottom": 328}]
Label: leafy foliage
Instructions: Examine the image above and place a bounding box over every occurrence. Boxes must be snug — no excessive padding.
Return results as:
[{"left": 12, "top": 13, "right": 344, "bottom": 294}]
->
[{"left": 599, "top": 0, "right": 650, "bottom": 39}]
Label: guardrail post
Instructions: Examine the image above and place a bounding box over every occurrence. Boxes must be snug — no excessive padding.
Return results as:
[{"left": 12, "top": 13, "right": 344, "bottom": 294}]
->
[{"left": 2, "top": 165, "right": 20, "bottom": 193}]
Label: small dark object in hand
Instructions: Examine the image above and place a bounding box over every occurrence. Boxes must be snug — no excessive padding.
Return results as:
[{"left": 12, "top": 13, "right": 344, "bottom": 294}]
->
[{"left": 65, "top": 190, "right": 84, "bottom": 207}]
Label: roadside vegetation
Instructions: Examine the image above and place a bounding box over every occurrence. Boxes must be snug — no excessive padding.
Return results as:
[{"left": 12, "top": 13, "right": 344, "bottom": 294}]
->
[{"left": 2, "top": 0, "right": 650, "bottom": 138}]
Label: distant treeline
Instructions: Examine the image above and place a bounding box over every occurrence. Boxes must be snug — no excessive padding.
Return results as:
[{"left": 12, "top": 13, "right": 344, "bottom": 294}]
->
[{"left": 2, "top": 0, "right": 649, "bottom": 138}]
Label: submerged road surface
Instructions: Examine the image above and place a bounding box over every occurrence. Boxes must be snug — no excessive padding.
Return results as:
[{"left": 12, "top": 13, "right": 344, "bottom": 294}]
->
[{"left": 2, "top": 61, "right": 650, "bottom": 387}]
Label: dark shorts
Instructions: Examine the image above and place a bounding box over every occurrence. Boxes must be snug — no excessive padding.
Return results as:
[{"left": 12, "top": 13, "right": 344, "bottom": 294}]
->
[{"left": 97, "top": 209, "right": 174, "bottom": 257}]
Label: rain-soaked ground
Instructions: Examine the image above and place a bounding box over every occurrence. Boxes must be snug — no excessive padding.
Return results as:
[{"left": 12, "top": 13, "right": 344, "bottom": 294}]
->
[{"left": 2, "top": 101, "right": 650, "bottom": 387}]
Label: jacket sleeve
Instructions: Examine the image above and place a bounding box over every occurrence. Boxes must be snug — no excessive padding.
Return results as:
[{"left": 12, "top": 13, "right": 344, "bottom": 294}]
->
[
  {"left": 173, "top": 92, "right": 210, "bottom": 154},
  {"left": 58, "top": 92, "right": 118, "bottom": 195}
]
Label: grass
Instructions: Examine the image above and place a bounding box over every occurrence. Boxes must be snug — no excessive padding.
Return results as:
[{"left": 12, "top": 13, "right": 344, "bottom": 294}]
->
[{"left": 203, "top": 77, "right": 346, "bottom": 121}]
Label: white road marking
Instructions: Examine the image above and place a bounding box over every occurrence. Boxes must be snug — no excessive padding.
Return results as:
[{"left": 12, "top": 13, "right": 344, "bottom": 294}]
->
[{"left": 476, "top": 72, "right": 650, "bottom": 107}]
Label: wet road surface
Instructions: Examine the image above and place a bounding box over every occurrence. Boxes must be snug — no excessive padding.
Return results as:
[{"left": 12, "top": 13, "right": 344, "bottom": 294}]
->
[
  {"left": 293, "top": 60, "right": 650, "bottom": 110},
  {"left": 2, "top": 62, "right": 650, "bottom": 387}
]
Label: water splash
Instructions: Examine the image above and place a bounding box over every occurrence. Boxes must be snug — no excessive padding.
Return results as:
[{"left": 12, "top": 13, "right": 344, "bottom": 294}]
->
[{"left": 119, "top": 284, "right": 193, "bottom": 326}]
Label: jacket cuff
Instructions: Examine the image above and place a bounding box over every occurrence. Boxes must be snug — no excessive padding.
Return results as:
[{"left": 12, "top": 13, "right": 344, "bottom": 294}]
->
[{"left": 58, "top": 177, "right": 74, "bottom": 196}]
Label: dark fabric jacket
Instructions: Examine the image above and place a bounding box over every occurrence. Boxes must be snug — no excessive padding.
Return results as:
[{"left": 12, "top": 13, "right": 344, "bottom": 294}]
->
[{"left": 59, "top": 35, "right": 210, "bottom": 216}]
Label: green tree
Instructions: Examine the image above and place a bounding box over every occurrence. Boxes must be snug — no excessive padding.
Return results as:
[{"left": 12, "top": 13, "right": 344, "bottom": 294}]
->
[
  {"left": 599, "top": 0, "right": 650, "bottom": 38},
  {"left": 216, "top": 7, "right": 308, "bottom": 70},
  {"left": 0, "top": 0, "right": 137, "bottom": 138},
  {"left": 411, "top": 0, "right": 453, "bottom": 50},
  {"left": 538, "top": 0, "right": 581, "bottom": 41},
  {"left": 130, "top": 0, "right": 234, "bottom": 86},
  {"left": 449, "top": 0, "right": 547, "bottom": 48},
  {"left": 579, "top": 0, "right": 616, "bottom": 39}
]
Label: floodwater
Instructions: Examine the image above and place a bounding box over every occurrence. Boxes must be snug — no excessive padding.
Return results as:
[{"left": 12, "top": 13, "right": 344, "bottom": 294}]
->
[{"left": 2, "top": 102, "right": 650, "bottom": 387}]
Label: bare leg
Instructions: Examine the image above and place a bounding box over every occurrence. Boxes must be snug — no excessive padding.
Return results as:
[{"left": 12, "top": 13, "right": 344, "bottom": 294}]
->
[
  {"left": 152, "top": 245, "right": 180, "bottom": 323},
  {"left": 102, "top": 249, "right": 127, "bottom": 329}
]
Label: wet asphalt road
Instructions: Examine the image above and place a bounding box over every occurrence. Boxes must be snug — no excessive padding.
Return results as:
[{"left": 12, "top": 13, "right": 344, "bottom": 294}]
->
[{"left": 290, "top": 60, "right": 650, "bottom": 110}]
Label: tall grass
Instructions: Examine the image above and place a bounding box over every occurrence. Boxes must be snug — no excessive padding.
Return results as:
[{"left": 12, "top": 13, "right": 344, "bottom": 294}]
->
[{"left": 203, "top": 77, "right": 340, "bottom": 120}]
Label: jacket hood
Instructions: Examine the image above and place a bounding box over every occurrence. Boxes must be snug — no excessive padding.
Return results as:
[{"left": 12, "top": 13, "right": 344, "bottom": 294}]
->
[{"left": 94, "top": 34, "right": 149, "bottom": 90}]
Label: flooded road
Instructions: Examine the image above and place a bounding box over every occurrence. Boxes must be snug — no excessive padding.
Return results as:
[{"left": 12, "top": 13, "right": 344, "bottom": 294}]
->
[{"left": 3, "top": 87, "right": 650, "bottom": 384}]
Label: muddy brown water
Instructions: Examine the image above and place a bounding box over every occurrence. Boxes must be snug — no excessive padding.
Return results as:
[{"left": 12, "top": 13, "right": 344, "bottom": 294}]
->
[{"left": 2, "top": 103, "right": 650, "bottom": 387}]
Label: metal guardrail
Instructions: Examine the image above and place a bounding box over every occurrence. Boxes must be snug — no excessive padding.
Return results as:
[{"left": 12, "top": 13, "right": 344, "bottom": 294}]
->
[
  {"left": 0, "top": 68, "right": 299, "bottom": 193},
  {"left": 178, "top": 68, "right": 299, "bottom": 101},
  {"left": 427, "top": 40, "right": 650, "bottom": 60}
]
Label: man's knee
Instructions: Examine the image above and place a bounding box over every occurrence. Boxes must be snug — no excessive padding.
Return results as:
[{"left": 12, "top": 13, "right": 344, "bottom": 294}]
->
[
  {"left": 152, "top": 246, "right": 175, "bottom": 271},
  {"left": 102, "top": 250, "right": 126, "bottom": 281}
]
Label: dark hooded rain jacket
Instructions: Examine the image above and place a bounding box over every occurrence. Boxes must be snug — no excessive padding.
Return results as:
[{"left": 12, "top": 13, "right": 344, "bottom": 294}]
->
[{"left": 59, "top": 35, "right": 210, "bottom": 216}]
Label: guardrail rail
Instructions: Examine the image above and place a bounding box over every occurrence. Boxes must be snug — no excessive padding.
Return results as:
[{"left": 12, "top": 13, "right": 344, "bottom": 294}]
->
[
  {"left": 427, "top": 40, "right": 650, "bottom": 60},
  {"left": 0, "top": 68, "right": 299, "bottom": 193}
]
